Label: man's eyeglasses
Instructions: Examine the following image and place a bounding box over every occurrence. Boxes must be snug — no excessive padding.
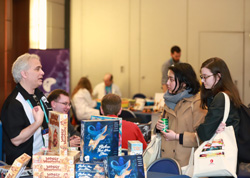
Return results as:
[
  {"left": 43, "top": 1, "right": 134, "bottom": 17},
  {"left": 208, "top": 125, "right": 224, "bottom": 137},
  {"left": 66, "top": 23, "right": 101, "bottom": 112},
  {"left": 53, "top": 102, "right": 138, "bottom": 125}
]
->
[
  {"left": 55, "top": 101, "right": 71, "bottom": 107},
  {"left": 200, "top": 74, "right": 213, "bottom": 81}
]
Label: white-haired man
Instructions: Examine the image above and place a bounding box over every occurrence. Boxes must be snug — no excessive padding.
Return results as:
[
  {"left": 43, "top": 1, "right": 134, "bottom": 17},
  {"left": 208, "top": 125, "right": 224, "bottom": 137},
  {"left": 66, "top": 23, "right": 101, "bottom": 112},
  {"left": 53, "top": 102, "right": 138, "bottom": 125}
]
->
[{"left": 1, "top": 53, "right": 52, "bottom": 166}]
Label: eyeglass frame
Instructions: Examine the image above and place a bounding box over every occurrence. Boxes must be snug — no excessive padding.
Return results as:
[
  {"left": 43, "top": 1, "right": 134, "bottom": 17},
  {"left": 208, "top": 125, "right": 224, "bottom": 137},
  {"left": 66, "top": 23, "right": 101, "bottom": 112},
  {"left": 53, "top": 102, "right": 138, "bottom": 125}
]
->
[
  {"left": 55, "top": 101, "right": 71, "bottom": 107},
  {"left": 200, "top": 74, "right": 214, "bottom": 81}
]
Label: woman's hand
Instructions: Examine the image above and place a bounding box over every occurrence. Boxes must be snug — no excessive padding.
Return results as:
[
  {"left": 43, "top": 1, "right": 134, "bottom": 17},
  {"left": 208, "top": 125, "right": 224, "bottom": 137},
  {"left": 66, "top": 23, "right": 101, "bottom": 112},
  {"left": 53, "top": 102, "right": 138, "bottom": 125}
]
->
[
  {"left": 161, "top": 130, "right": 178, "bottom": 141},
  {"left": 216, "top": 122, "right": 226, "bottom": 133},
  {"left": 156, "top": 119, "right": 164, "bottom": 131}
]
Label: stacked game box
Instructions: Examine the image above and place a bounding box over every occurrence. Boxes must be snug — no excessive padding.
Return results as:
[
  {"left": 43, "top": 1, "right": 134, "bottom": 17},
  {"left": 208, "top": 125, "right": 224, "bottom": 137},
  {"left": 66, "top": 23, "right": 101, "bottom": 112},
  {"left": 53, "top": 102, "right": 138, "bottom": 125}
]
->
[
  {"left": 80, "top": 119, "right": 120, "bottom": 163},
  {"left": 103, "top": 155, "right": 145, "bottom": 178},
  {"left": 128, "top": 141, "right": 143, "bottom": 155},
  {"left": 75, "top": 161, "right": 105, "bottom": 178},
  {"left": 91, "top": 115, "right": 122, "bottom": 156},
  {"left": 48, "top": 111, "right": 68, "bottom": 156},
  {"left": 5, "top": 153, "right": 31, "bottom": 178},
  {"left": 33, "top": 150, "right": 80, "bottom": 178}
]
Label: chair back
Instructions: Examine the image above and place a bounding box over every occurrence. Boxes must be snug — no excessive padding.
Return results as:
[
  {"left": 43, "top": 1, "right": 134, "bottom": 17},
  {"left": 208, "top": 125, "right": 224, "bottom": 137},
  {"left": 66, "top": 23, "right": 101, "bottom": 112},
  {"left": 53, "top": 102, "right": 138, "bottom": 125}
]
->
[
  {"left": 70, "top": 100, "right": 82, "bottom": 132},
  {"left": 147, "top": 158, "right": 181, "bottom": 175},
  {"left": 118, "top": 109, "right": 136, "bottom": 119},
  {"left": 133, "top": 93, "right": 146, "bottom": 99}
]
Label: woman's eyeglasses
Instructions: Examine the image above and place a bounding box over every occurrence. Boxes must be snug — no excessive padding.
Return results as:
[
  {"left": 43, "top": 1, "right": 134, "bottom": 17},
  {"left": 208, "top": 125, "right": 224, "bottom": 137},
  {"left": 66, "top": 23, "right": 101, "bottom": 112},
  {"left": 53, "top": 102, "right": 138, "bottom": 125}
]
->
[{"left": 200, "top": 74, "right": 213, "bottom": 81}]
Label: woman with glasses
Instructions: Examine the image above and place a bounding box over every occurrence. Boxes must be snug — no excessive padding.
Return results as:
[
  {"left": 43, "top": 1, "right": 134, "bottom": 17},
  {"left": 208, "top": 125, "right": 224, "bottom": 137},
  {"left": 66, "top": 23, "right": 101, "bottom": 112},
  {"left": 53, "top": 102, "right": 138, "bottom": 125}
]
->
[
  {"left": 71, "top": 77, "right": 99, "bottom": 120},
  {"left": 156, "top": 62, "right": 207, "bottom": 168},
  {"left": 197, "top": 57, "right": 241, "bottom": 141},
  {"left": 196, "top": 57, "right": 242, "bottom": 178}
]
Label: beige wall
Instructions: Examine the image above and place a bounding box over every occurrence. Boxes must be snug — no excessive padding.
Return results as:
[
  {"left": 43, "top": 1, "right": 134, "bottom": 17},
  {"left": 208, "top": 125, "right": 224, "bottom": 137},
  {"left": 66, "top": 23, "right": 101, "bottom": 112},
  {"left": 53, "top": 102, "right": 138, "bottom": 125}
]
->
[
  {"left": 47, "top": 0, "right": 65, "bottom": 48},
  {"left": 70, "top": 0, "right": 250, "bottom": 105},
  {"left": 244, "top": 0, "right": 250, "bottom": 106}
]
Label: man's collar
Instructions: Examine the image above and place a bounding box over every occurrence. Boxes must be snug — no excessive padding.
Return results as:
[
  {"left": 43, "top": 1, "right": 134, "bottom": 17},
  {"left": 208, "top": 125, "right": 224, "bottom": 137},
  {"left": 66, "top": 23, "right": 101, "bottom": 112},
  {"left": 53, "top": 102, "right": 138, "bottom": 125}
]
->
[
  {"left": 16, "top": 83, "right": 34, "bottom": 100},
  {"left": 16, "top": 83, "right": 43, "bottom": 100}
]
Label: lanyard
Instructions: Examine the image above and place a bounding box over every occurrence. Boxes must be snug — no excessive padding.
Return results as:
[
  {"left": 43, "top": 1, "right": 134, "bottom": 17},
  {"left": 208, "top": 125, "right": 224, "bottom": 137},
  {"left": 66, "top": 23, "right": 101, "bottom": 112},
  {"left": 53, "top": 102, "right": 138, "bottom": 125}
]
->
[{"left": 27, "top": 99, "right": 49, "bottom": 123}]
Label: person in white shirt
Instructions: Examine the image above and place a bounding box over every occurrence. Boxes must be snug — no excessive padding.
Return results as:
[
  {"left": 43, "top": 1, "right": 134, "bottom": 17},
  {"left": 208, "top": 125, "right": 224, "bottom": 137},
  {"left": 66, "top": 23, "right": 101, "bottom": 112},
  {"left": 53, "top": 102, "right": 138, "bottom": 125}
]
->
[
  {"left": 71, "top": 77, "right": 99, "bottom": 120},
  {"left": 93, "top": 73, "right": 121, "bottom": 99}
]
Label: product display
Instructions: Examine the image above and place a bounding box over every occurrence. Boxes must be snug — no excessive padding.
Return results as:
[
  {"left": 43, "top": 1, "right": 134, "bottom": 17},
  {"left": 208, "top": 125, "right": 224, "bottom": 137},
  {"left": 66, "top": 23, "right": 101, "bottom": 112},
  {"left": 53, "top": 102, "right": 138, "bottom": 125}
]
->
[
  {"left": 48, "top": 111, "right": 68, "bottom": 156},
  {"left": 80, "top": 120, "right": 120, "bottom": 163},
  {"left": 5, "top": 153, "right": 31, "bottom": 178},
  {"left": 33, "top": 150, "right": 80, "bottom": 178},
  {"left": 91, "top": 115, "right": 123, "bottom": 156},
  {"left": 104, "top": 155, "right": 145, "bottom": 178},
  {"left": 128, "top": 141, "right": 143, "bottom": 155},
  {"left": 75, "top": 161, "right": 105, "bottom": 178}
]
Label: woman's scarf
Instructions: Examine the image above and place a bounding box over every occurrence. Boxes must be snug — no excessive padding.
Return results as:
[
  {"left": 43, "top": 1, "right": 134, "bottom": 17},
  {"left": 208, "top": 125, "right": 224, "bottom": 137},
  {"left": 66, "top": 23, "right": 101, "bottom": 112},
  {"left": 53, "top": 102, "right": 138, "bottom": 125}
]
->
[{"left": 163, "top": 89, "right": 194, "bottom": 110}]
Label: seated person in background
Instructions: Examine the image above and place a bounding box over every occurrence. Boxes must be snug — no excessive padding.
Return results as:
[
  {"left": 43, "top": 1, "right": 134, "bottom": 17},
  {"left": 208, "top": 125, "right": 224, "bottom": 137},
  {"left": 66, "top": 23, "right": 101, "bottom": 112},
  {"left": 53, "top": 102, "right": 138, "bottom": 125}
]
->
[
  {"left": 71, "top": 77, "right": 99, "bottom": 120},
  {"left": 93, "top": 73, "right": 121, "bottom": 99},
  {"left": 156, "top": 63, "right": 207, "bottom": 168},
  {"left": 101, "top": 94, "right": 147, "bottom": 150},
  {"left": 47, "top": 89, "right": 81, "bottom": 147}
]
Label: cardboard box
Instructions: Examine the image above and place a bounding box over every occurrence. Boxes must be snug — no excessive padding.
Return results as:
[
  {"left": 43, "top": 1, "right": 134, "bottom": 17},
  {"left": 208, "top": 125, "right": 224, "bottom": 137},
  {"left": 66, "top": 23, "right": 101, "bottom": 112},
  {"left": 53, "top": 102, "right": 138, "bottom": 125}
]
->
[
  {"left": 103, "top": 155, "right": 145, "bottom": 178},
  {"left": 0, "top": 165, "right": 32, "bottom": 177},
  {"left": 33, "top": 163, "right": 75, "bottom": 172},
  {"left": 128, "top": 141, "right": 143, "bottom": 155},
  {"left": 81, "top": 120, "right": 120, "bottom": 162},
  {"left": 5, "top": 153, "right": 31, "bottom": 178},
  {"left": 48, "top": 111, "right": 68, "bottom": 156},
  {"left": 33, "top": 171, "right": 75, "bottom": 178},
  {"left": 91, "top": 115, "right": 122, "bottom": 156},
  {"left": 75, "top": 171, "right": 105, "bottom": 178},
  {"left": 33, "top": 150, "right": 80, "bottom": 165},
  {"left": 75, "top": 161, "right": 104, "bottom": 173}
]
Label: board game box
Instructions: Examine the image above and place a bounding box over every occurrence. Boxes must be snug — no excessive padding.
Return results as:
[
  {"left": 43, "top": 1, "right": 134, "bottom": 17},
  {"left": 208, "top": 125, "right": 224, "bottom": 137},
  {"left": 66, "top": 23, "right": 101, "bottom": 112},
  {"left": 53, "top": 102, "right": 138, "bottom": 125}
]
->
[
  {"left": 103, "top": 155, "right": 145, "bottom": 178},
  {"left": 48, "top": 111, "right": 68, "bottom": 156},
  {"left": 81, "top": 120, "right": 120, "bottom": 162},
  {"left": 91, "top": 115, "right": 122, "bottom": 156},
  {"left": 5, "top": 153, "right": 31, "bottom": 178}
]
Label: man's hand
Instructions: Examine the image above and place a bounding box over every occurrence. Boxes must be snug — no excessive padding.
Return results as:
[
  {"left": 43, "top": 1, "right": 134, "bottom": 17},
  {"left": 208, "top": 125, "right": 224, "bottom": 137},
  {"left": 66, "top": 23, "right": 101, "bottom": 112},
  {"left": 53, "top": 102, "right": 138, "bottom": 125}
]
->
[
  {"left": 32, "top": 106, "right": 44, "bottom": 126},
  {"left": 70, "top": 135, "right": 81, "bottom": 147},
  {"left": 11, "top": 106, "right": 44, "bottom": 146}
]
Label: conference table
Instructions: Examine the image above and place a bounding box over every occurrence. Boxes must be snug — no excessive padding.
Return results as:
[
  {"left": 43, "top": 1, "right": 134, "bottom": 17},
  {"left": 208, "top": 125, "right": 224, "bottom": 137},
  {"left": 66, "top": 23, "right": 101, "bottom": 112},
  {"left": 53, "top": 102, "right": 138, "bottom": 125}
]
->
[
  {"left": 23, "top": 172, "right": 190, "bottom": 178},
  {"left": 147, "top": 171, "right": 190, "bottom": 178}
]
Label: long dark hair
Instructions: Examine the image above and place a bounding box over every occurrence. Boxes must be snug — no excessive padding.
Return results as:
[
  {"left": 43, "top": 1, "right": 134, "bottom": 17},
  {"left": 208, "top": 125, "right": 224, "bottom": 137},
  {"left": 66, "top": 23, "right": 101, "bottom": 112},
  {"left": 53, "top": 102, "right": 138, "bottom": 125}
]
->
[
  {"left": 168, "top": 63, "right": 200, "bottom": 95},
  {"left": 200, "top": 57, "right": 242, "bottom": 108},
  {"left": 72, "top": 77, "right": 93, "bottom": 97}
]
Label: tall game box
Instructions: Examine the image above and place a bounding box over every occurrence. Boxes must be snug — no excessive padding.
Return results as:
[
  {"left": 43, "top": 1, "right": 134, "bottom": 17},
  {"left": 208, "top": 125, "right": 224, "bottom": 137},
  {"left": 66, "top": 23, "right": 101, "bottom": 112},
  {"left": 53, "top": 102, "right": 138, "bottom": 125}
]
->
[
  {"left": 81, "top": 120, "right": 120, "bottom": 162},
  {"left": 103, "top": 155, "right": 145, "bottom": 178},
  {"left": 48, "top": 111, "right": 68, "bottom": 156},
  {"left": 91, "top": 115, "right": 122, "bottom": 156}
]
